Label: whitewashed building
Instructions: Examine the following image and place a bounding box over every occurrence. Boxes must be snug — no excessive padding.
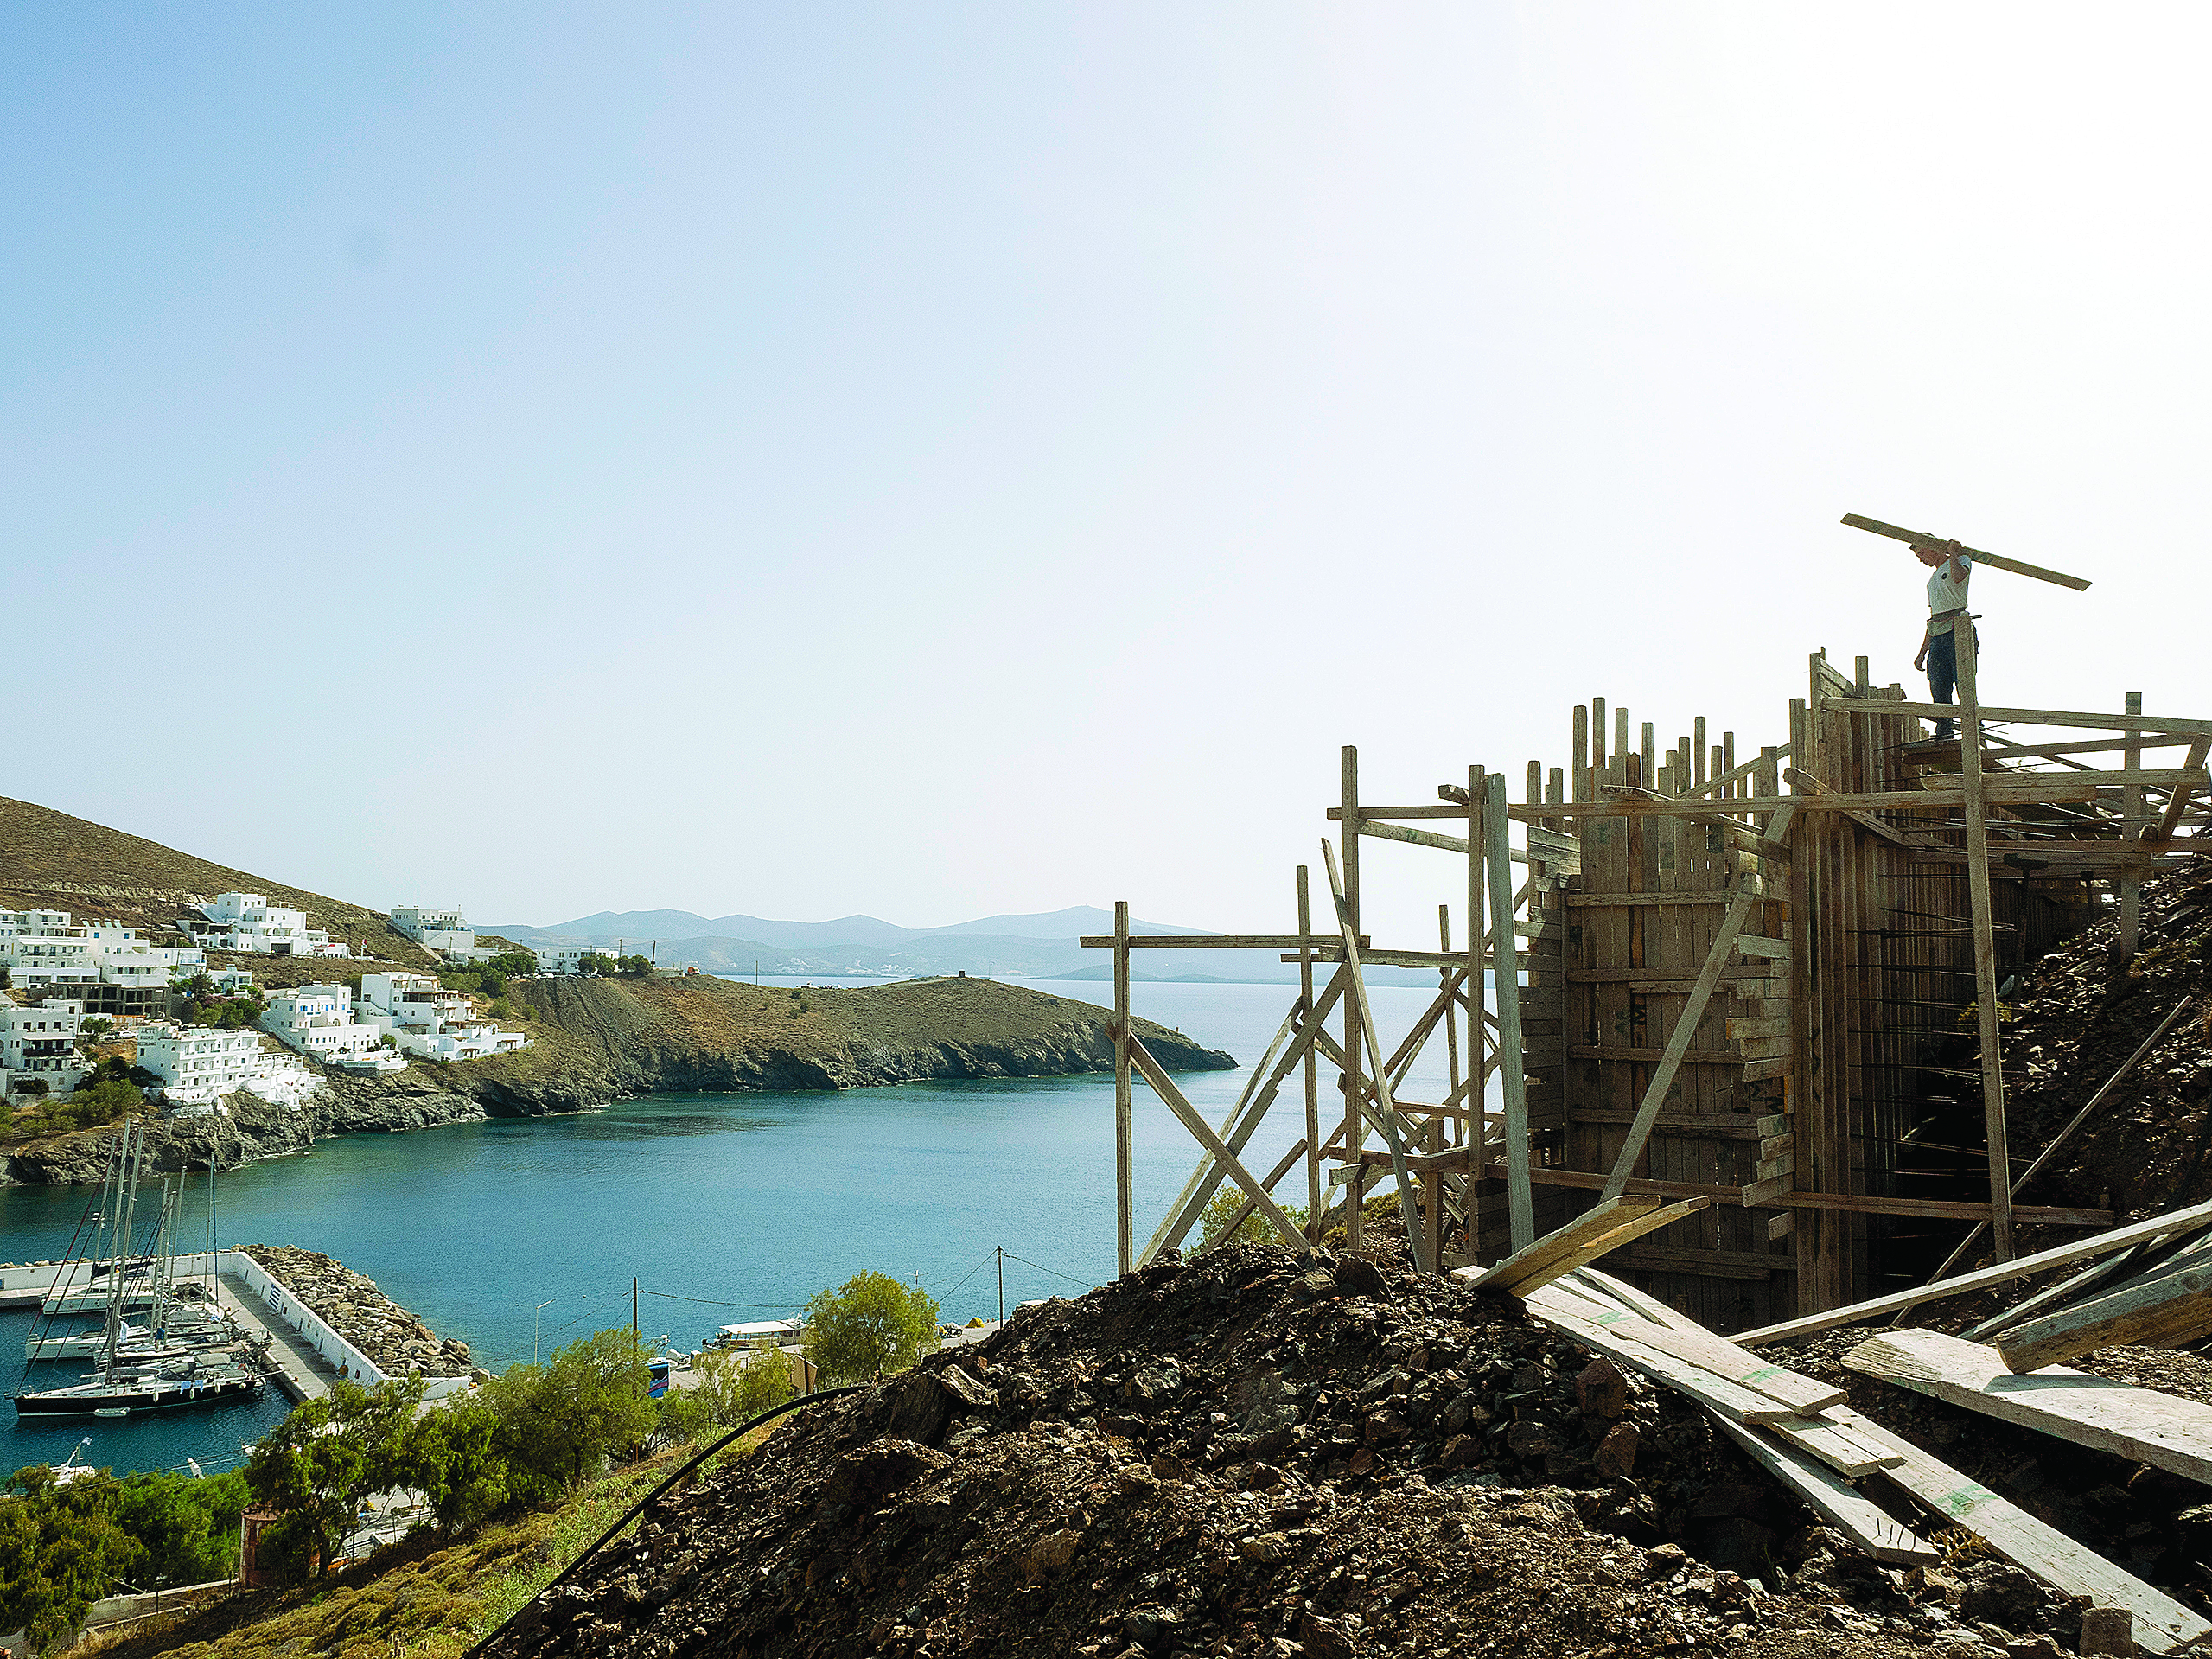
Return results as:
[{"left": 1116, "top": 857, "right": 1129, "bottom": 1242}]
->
[
  {"left": 133, "top": 1021, "right": 320, "bottom": 1111},
  {"left": 0, "top": 996, "right": 86, "bottom": 1096},
  {"left": 354, "top": 973, "right": 528, "bottom": 1062},
  {"left": 260, "top": 985, "right": 406, "bottom": 1072},
  {"left": 534, "top": 944, "right": 601, "bottom": 974},
  {"left": 390, "top": 906, "right": 500, "bottom": 965},
  {"left": 0, "top": 909, "right": 205, "bottom": 1014},
  {"left": 183, "top": 894, "right": 351, "bottom": 958}
]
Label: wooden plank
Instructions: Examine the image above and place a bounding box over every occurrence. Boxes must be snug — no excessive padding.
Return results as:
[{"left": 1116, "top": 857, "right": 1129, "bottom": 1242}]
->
[
  {"left": 1845, "top": 1409, "right": 2210, "bottom": 1654},
  {"left": 1522, "top": 1298, "right": 1809, "bottom": 1425},
  {"left": 1195, "top": 1135, "right": 1312, "bottom": 1257},
  {"left": 1125, "top": 1036, "right": 1307, "bottom": 1253},
  {"left": 1570, "top": 1045, "right": 1744, "bottom": 1066},
  {"left": 1599, "top": 882, "right": 1760, "bottom": 1200},
  {"left": 1742, "top": 1056, "right": 1792, "bottom": 1082},
  {"left": 1736, "top": 935, "right": 1790, "bottom": 960},
  {"left": 1527, "top": 1282, "right": 1842, "bottom": 1412},
  {"left": 1736, "top": 1197, "right": 2212, "bottom": 1346},
  {"left": 1712, "top": 1412, "right": 1935, "bottom": 1563},
  {"left": 1927, "top": 994, "right": 2197, "bottom": 1285},
  {"left": 1820, "top": 698, "right": 2212, "bottom": 737},
  {"left": 1494, "top": 1197, "right": 1712, "bottom": 1294},
  {"left": 1839, "top": 513, "right": 2094, "bottom": 590},
  {"left": 1998, "top": 1258, "right": 2212, "bottom": 1373},
  {"left": 1299, "top": 866, "right": 1321, "bottom": 1241},
  {"left": 1079, "top": 932, "right": 1370, "bottom": 949},
  {"left": 1738, "top": 1035, "right": 1792, "bottom": 1062},
  {"left": 1847, "top": 1328, "right": 2212, "bottom": 1484},
  {"left": 2157, "top": 736, "right": 2212, "bottom": 841},
  {"left": 1566, "top": 1109, "right": 1765, "bottom": 1138},
  {"left": 1487, "top": 771, "right": 1534, "bottom": 1250},
  {"left": 1727, "top": 1017, "right": 1791, "bottom": 1039},
  {"left": 1457, "top": 1196, "right": 1660, "bottom": 1291},
  {"left": 1565, "top": 966, "right": 1769, "bottom": 984},
  {"left": 1565, "top": 892, "right": 1738, "bottom": 908},
  {"left": 1765, "top": 1415, "right": 1906, "bottom": 1478},
  {"left": 1627, "top": 1246, "right": 1782, "bottom": 1281},
  {"left": 1955, "top": 623, "right": 2013, "bottom": 1260}
]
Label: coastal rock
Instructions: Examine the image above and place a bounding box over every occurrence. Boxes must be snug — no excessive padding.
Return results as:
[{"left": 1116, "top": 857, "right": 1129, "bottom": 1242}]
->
[{"left": 244, "top": 1244, "right": 473, "bottom": 1379}]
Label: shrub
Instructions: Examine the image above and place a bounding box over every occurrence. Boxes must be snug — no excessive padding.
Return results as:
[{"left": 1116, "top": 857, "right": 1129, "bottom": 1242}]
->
[
  {"left": 0, "top": 1466, "right": 143, "bottom": 1652},
  {"left": 694, "top": 1346, "right": 794, "bottom": 1429},
  {"left": 1199, "top": 1190, "right": 1308, "bottom": 1251}
]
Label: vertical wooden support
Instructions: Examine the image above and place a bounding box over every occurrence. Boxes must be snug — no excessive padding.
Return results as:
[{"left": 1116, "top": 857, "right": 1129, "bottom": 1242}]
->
[
  {"left": 1341, "top": 745, "right": 1364, "bottom": 1250},
  {"left": 1486, "top": 771, "right": 1534, "bottom": 1249},
  {"left": 1592, "top": 699, "right": 1608, "bottom": 777},
  {"left": 1574, "top": 705, "right": 1590, "bottom": 801},
  {"left": 2122, "top": 692, "right": 2145, "bottom": 961},
  {"left": 1466, "top": 765, "right": 1488, "bottom": 1259},
  {"left": 1298, "top": 865, "right": 1322, "bottom": 1241},
  {"left": 1114, "top": 898, "right": 1133, "bottom": 1276},
  {"left": 1954, "top": 623, "right": 2014, "bottom": 1262},
  {"left": 1641, "top": 722, "right": 1656, "bottom": 790},
  {"left": 1694, "top": 716, "right": 1708, "bottom": 787},
  {"left": 1616, "top": 706, "right": 1630, "bottom": 776},
  {"left": 1439, "top": 902, "right": 1463, "bottom": 1158}
]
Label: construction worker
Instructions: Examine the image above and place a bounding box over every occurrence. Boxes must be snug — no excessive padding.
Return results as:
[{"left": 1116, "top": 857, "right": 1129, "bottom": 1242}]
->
[{"left": 1910, "top": 538, "right": 1975, "bottom": 742}]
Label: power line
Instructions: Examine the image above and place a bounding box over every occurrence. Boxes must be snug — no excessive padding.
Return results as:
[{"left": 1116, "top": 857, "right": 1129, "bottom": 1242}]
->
[{"left": 998, "top": 1251, "right": 1096, "bottom": 1290}]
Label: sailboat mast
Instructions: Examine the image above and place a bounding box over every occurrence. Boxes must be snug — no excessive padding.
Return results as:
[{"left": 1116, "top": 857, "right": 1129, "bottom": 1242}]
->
[{"left": 105, "top": 1120, "right": 142, "bottom": 1376}]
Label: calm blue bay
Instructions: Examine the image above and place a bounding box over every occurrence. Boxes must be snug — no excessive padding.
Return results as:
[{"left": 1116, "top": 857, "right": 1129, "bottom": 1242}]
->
[{"left": 0, "top": 977, "right": 1477, "bottom": 1476}]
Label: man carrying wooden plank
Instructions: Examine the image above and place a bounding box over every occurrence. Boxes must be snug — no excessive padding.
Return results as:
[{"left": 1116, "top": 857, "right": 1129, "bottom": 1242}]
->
[{"left": 1910, "top": 538, "right": 1978, "bottom": 743}]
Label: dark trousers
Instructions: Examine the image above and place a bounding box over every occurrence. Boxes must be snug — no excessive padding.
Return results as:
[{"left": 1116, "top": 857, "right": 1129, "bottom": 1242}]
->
[{"left": 1926, "top": 622, "right": 1979, "bottom": 736}]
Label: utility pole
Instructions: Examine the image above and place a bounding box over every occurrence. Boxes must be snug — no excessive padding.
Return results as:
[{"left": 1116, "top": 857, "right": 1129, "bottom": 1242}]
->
[
  {"left": 534, "top": 1300, "right": 551, "bottom": 1367},
  {"left": 997, "top": 1247, "right": 1004, "bottom": 1325},
  {"left": 632, "top": 1277, "right": 639, "bottom": 1340}
]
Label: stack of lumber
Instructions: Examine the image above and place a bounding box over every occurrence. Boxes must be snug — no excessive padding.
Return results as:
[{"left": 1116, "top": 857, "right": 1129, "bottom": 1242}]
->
[{"left": 1458, "top": 1203, "right": 2212, "bottom": 1654}]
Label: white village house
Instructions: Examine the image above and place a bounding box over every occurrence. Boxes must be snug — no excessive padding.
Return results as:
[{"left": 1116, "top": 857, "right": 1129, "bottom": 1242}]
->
[
  {"left": 182, "top": 893, "right": 352, "bottom": 958},
  {"left": 0, "top": 909, "right": 205, "bottom": 1015},
  {"left": 534, "top": 944, "right": 600, "bottom": 974},
  {"left": 354, "top": 973, "right": 528, "bottom": 1062},
  {"left": 133, "top": 1020, "right": 320, "bottom": 1112},
  {"left": 259, "top": 984, "right": 407, "bottom": 1073},
  {"left": 0, "top": 996, "right": 86, "bottom": 1096},
  {"left": 388, "top": 906, "right": 499, "bottom": 964}
]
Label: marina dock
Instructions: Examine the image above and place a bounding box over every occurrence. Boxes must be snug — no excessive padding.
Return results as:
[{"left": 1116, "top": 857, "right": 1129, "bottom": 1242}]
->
[{"left": 214, "top": 1270, "right": 335, "bottom": 1401}]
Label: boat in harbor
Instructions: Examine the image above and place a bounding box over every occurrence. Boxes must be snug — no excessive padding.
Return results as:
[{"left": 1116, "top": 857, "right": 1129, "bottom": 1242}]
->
[
  {"left": 11, "top": 1121, "right": 265, "bottom": 1421},
  {"left": 23, "top": 1177, "right": 239, "bottom": 1362}
]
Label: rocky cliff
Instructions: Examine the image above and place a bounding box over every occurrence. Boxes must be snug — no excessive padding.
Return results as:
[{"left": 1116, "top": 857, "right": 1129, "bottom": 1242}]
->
[{"left": 3, "top": 974, "right": 1233, "bottom": 1184}]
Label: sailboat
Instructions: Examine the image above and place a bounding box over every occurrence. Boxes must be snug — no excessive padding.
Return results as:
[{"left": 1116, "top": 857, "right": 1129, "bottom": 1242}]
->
[
  {"left": 11, "top": 1121, "right": 265, "bottom": 1420},
  {"left": 24, "top": 1182, "right": 237, "bottom": 1362}
]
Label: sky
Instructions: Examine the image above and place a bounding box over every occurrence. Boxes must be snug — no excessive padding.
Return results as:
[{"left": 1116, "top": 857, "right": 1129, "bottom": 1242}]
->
[{"left": 8, "top": 5, "right": 2212, "bottom": 946}]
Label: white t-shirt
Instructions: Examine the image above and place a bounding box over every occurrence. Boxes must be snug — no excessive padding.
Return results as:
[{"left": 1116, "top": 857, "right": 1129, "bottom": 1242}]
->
[{"left": 1926, "top": 550, "right": 1973, "bottom": 616}]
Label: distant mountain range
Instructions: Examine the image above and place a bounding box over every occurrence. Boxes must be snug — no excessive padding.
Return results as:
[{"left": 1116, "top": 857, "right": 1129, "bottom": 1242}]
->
[{"left": 481, "top": 905, "right": 1431, "bottom": 985}]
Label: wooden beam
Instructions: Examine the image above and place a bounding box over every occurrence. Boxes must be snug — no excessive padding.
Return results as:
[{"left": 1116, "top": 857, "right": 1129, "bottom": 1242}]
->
[
  {"left": 1457, "top": 1196, "right": 1660, "bottom": 1292},
  {"left": 1998, "top": 1256, "right": 2212, "bottom": 1373},
  {"left": 1114, "top": 899, "right": 1132, "bottom": 1276},
  {"left": 1955, "top": 623, "right": 2013, "bottom": 1260},
  {"left": 1125, "top": 1036, "right": 1308, "bottom": 1254},
  {"left": 1078, "top": 932, "right": 1368, "bottom": 949},
  {"left": 1846, "top": 1329, "right": 2212, "bottom": 1484},
  {"left": 1839, "top": 513, "right": 2093, "bottom": 590},
  {"left": 1524, "top": 1297, "right": 1810, "bottom": 1425},
  {"left": 1486, "top": 771, "right": 1533, "bottom": 1249},
  {"left": 1926, "top": 994, "right": 2196, "bottom": 1286},
  {"left": 2157, "top": 737, "right": 2212, "bottom": 840},
  {"left": 1599, "top": 882, "right": 1761, "bottom": 1200},
  {"left": 1527, "top": 1282, "right": 1843, "bottom": 1413},
  {"left": 1195, "top": 1134, "right": 1314, "bottom": 1258},
  {"left": 1823, "top": 697, "right": 2212, "bottom": 737},
  {"left": 1492, "top": 1197, "right": 1712, "bottom": 1295},
  {"left": 1321, "top": 839, "right": 1432, "bottom": 1273},
  {"left": 1298, "top": 865, "right": 1321, "bottom": 1242},
  {"left": 1736, "top": 1197, "right": 2212, "bottom": 1346}
]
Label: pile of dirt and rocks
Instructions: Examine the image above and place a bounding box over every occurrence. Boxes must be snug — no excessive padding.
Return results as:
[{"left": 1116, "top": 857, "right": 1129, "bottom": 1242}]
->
[
  {"left": 244, "top": 1244, "right": 476, "bottom": 1379},
  {"left": 489, "top": 1241, "right": 2120, "bottom": 1659},
  {"left": 1998, "top": 856, "right": 2212, "bottom": 1220}
]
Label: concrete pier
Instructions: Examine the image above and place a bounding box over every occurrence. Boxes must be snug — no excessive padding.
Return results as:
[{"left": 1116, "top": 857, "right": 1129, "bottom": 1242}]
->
[{"left": 215, "top": 1271, "right": 334, "bottom": 1402}]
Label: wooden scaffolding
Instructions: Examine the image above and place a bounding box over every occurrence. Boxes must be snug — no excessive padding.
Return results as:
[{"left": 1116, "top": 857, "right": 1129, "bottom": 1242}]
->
[{"left": 1087, "top": 629, "right": 2212, "bottom": 1332}]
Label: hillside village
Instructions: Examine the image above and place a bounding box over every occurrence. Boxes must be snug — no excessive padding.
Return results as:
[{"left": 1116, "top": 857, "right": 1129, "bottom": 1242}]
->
[{"left": 0, "top": 893, "right": 613, "bottom": 1125}]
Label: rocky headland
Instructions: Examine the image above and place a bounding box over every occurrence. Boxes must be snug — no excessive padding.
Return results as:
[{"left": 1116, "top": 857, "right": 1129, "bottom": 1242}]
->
[{"left": 3, "top": 974, "right": 1233, "bottom": 1184}]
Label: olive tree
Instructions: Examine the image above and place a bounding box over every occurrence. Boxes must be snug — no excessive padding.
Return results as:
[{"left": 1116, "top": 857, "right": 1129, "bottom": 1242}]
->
[{"left": 802, "top": 1273, "right": 939, "bottom": 1384}]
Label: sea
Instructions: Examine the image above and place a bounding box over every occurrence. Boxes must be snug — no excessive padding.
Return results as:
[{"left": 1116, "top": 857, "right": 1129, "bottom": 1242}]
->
[{"left": 0, "top": 977, "right": 1479, "bottom": 1477}]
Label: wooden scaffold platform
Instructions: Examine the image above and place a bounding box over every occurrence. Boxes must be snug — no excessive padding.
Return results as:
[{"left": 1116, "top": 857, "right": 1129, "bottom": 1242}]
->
[{"left": 1087, "top": 523, "right": 2212, "bottom": 1332}]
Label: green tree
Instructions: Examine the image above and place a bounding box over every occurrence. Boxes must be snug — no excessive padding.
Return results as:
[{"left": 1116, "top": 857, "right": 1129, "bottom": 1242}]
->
[
  {"left": 483, "top": 1328, "right": 654, "bottom": 1497},
  {"left": 0, "top": 1467, "right": 143, "bottom": 1655},
  {"left": 74, "top": 1017, "right": 115, "bottom": 1054},
  {"left": 243, "top": 1375, "right": 424, "bottom": 1582},
  {"left": 112, "top": 1470, "right": 248, "bottom": 1586},
  {"left": 1199, "top": 1190, "right": 1307, "bottom": 1251},
  {"left": 397, "top": 1393, "right": 508, "bottom": 1534},
  {"left": 802, "top": 1273, "right": 940, "bottom": 1384}
]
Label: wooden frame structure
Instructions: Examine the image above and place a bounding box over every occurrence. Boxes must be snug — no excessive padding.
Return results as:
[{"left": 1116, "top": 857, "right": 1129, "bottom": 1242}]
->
[{"left": 1087, "top": 638, "right": 2212, "bottom": 1331}]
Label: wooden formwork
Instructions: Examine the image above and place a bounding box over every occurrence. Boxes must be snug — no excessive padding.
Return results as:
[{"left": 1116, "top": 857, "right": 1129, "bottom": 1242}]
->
[{"left": 1087, "top": 641, "right": 2212, "bottom": 1330}]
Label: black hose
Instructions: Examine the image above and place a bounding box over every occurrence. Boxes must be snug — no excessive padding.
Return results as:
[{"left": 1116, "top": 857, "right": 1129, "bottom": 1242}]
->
[{"left": 466, "top": 1383, "right": 864, "bottom": 1658}]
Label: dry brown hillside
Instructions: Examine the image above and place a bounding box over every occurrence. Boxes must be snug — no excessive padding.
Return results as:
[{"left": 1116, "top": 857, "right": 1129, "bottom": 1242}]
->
[{"left": 0, "top": 794, "right": 437, "bottom": 967}]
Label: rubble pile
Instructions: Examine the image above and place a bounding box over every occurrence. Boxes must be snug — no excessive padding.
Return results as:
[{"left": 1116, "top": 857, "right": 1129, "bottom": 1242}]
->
[
  {"left": 494, "top": 1243, "right": 2100, "bottom": 1659},
  {"left": 244, "top": 1243, "right": 475, "bottom": 1379},
  {"left": 2001, "top": 857, "right": 2212, "bottom": 1218}
]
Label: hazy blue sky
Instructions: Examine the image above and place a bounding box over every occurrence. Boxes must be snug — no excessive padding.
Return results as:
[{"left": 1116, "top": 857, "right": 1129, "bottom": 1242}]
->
[{"left": 9, "top": 7, "right": 2210, "bottom": 944}]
